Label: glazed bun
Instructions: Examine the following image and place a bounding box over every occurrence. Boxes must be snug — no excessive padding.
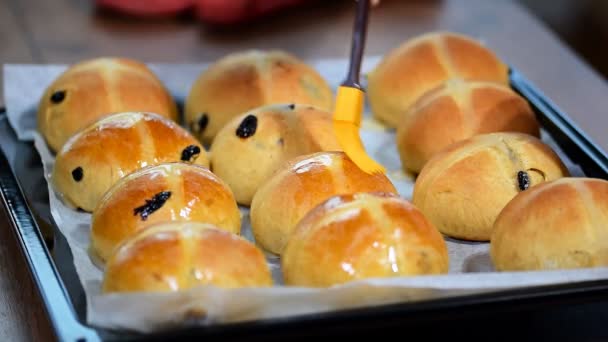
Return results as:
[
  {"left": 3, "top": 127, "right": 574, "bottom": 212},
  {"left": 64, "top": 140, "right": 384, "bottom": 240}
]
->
[
  {"left": 367, "top": 31, "right": 509, "bottom": 127},
  {"left": 185, "top": 50, "right": 334, "bottom": 144},
  {"left": 38, "top": 57, "right": 178, "bottom": 152},
  {"left": 250, "top": 151, "right": 397, "bottom": 255},
  {"left": 210, "top": 103, "right": 341, "bottom": 205},
  {"left": 412, "top": 132, "right": 569, "bottom": 241},
  {"left": 491, "top": 177, "right": 608, "bottom": 271},
  {"left": 51, "top": 112, "right": 209, "bottom": 212},
  {"left": 396, "top": 79, "right": 540, "bottom": 174},
  {"left": 90, "top": 162, "right": 241, "bottom": 263},
  {"left": 282, "top": 192, "right": 449, "bottom": 287},
  {"left": 102, "top": 222, "right": 272, "bottom": 293}
]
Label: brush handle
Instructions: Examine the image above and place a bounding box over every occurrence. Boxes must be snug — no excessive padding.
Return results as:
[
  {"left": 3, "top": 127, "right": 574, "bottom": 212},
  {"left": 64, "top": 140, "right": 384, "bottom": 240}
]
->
[{"left": 343, "top": 0, "right": 371, "bottom": 89}]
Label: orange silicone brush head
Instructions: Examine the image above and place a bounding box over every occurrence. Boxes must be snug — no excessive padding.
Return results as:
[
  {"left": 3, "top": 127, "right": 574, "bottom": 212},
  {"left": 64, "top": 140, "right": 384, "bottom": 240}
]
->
[{"left": 333, "top": 0, "right": 385, "bottom": 175}]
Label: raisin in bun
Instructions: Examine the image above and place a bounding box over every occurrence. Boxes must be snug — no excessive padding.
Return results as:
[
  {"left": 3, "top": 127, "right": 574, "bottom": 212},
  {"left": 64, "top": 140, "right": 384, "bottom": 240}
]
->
[
  {"left": 282, "top": 192, "right": 449, "bottom": 287},
  {"left": 38, "top": 57, "right": 178, "bottom": 152},
  {"left": 102, "top": 222, "right": 272, "bottom": 293},
  {"left": 412, "top": 132, "right": 569, "bottom": 241},
  {"left": 51, "top": 112, "right": 209, "bottom": 212},
  {"left": 90, "top": 162, "right": 240, "bottom": 264},
  {"left": 185, "top": 50, "right": 333, "bottom": 145},
  {"left": 250, "top": 151, "right": 397, "bottom": 255},
  {"left": 396, "top": 79, "right": 540, "bottom": 174},
  {"left": 491, "top": 177, "right": 608, "bottom": 271},
  {"left": 210, "top": 103, "right": 341, "bottom": 206},
  {"left": 367, "top": 31, "right": 509, "bottom": 128}
]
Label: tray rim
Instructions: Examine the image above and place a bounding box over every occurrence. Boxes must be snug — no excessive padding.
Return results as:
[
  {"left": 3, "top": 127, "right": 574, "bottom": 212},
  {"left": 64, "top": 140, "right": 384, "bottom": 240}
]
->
[
  {"left": 0, "top": 134, "right": 102, "bottom": 342},
  {"left": 2, "top": 66, "right": 608, "bottom": 341}
]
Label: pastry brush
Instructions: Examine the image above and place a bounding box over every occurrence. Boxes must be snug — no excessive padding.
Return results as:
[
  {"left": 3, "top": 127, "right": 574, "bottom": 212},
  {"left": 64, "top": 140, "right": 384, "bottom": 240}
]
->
[{"left": 333, "top": 0, "right": 386, "bottom": 175}]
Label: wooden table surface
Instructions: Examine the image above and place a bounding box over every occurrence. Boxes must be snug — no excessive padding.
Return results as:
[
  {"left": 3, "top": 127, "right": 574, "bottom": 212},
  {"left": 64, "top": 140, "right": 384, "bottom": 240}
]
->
[{"left": 1, "top": 0, "right": 608, "bottom": 340}]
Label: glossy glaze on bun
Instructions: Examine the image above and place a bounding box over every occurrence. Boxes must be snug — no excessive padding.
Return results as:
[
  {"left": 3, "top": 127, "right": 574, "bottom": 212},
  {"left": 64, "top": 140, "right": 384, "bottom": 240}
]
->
[
  {"left": 282, "top": 192, "right": 449, "bottom": 287},
  {"left": 51, "top": 112, "right": 209, "bottom": 212},
  {"left": 250, "top": 151, "right": 397, "bottom": 255},
  {"left": 90, "top": 162, "right": 241, "bottom": 263},
  {"left": 38, "top": 57, "right": 178, "bottom": 152},
  {"left": 102, "top": 222, "right": 273, "bottom": 293}
]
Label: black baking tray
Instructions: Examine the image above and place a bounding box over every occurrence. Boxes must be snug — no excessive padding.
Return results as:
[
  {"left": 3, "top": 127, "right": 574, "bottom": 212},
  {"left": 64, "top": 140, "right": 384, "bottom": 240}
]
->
[{"left": 2, "top": 67, "right": 608, "bottom": 341}]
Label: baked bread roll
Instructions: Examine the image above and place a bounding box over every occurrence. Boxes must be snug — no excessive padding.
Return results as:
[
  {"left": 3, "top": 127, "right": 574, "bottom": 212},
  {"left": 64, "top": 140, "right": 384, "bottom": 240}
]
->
[
  {"left": 51, "top": 112, "right": 209, "bottom": 212},
  {"left": 90, "top": 162, "right": 241, "bottom": 264},
  {"left": 37, "top": 57, "right": 178, "bottom": 152},
  {"left": 367, "top": 31, "right": 509, "bottom": 127},
  {"left": 412, "top": 132, "right": 569, "bottom": 241},
  {"left": 250, "top": 151, "right": 397, "bottom": 254},
  {"left": 185, "top": 50, "right": 334, "bottom": 144},
  {"left": 491, "top": 177, "right": 608, "bottom": 271},
  {"left": 396, "top": 79, "right": 540, "bottom": 174},
  {"left": 210, "top": 103, "right": 341, "bottom": 205},
  {"left": 282, "top": 192, "right": 449, "bottom": 287},
  {"left": 102, "top": 222, "right": 272, "bottom": 293}
]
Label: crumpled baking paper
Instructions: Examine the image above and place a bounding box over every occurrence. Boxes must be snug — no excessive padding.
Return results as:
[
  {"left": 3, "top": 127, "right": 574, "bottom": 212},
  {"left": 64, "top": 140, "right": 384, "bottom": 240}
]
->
[{"left": 4, "top": 57, "right": 608, "bottom": 333}]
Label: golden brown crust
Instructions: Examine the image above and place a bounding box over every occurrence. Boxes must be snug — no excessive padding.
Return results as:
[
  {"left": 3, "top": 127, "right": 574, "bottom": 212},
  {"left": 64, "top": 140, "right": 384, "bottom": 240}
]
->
[
  {"left": 102, "top": 222, "right": 272, "bottom": 293},
  {"left": 282, "top": 192, "right": 449, "bottom": 287},
  {"left": 185, "top": 50, "right": 334, "bottom": 144},
  {"left": 210, "top": 103, "right": 341, "bottom": 206},
  {"left": 51, "top": 112, "right": 209, "bottom": 212},
  {"left": 368, "top": 31, "right": 509, "bottom": 128},
  {"left": 396, "top": 80, "right": 540, "bottom": 173},
  {"left": 37, "top": 57, "right": 178, "bottom": 152},
  {"left": 412, "top": 132, "right": 569, "bottom": 241},
  {"left": 443, "top": 34, "right": 508, "bottom": 81},
  {"left": 250, "top": 151, "right": 398, "bottom": 255},
  {"left": 90, "top": 162, "right": 240, "bottom": 263},
  {"left": 491, "top": 177, "right": 608, "bottom": 271}
]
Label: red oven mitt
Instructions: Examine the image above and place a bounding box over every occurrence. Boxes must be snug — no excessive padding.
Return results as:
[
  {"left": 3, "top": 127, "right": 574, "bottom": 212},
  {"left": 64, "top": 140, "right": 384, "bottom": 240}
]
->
[{"left": 95, "top": 0, "right": 308, "bottom": 24}]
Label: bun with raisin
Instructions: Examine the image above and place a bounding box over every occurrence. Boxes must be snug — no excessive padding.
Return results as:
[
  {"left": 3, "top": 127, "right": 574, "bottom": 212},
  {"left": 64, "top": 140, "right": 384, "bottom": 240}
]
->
[
  {"left": 90, "top": 162, "right": 240, "bottom": 263},
  {"left": 51, "top": 112, "right": 209, "bottom": 212},
  {"left": 185, "top": 50, "right": 334, "bottom": 144},
  {"left": 412, "top": 132, "right": 569, "bottom": 241},
  {"left": 37, "top": 57, "right": 178, "bottom": 152},
  {"left": 210, "top": 103, "right": 341, "bottom": 205}
]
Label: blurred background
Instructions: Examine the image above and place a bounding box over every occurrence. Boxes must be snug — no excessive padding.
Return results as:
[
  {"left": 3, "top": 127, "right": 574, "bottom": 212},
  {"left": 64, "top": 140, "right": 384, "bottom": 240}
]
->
[
  {"left": 518, "top": 0, "right": 608, "bottom": 80},
  {"left": 1, "top": 0, "right": 607, "bottom": 82}
]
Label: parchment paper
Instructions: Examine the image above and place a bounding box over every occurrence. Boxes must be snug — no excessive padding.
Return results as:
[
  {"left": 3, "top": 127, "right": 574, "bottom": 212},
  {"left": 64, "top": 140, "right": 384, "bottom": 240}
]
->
[{"left": 4, "top": 58, "right": 608, "bottom": 334}]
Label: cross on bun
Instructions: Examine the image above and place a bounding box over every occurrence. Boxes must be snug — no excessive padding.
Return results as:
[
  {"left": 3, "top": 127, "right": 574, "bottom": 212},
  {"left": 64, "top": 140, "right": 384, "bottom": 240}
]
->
[
  {"left": 185, "top": 50, "right": 334, "bottom": 145},
  {"left": 90, "top": 162, "right": 240, "bottom": 264},
  {"left": 37, "top": 57, "right": 178, "bottom": 152},
  {"left": 102, "top": 222, "right": 272, "bottom": 294},
  {"left": 282, "top": 192, "right": 449, "bottom": 287},
  {"left": 51, "top": 112, "right": 209, "bottom": 212},
  {"left": 367, "top": 31, "right": 509, "bottom": 128},
  {"left": 396, "top": 79, "right": 540, "bottom": 174},
  {"left": 210, "top": 103, "right": 341, "bottom": 206},
  {"left": 491, "top": 177, "right": 608, "bottom": 271},
  {"left": 250, "top": 151, "right": 397, "bottom": 255},
  {"left": 412, "top": 132, "right": 569, "bottom": 241}
]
